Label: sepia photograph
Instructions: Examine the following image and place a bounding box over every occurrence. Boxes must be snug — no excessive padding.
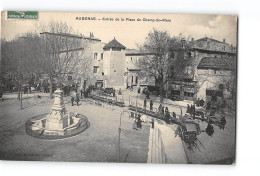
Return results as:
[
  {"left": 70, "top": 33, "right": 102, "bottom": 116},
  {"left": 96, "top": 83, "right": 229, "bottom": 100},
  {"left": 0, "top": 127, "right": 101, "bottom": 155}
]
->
[{"left": 0, "top": 11, "right": 237, "bottom": 164}]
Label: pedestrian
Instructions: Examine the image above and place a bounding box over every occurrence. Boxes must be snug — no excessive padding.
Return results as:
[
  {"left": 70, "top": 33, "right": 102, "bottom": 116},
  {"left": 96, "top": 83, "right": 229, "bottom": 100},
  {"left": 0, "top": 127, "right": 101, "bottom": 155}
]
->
[
  {"left": 220, "top": 115, "right": 227, "bottom": 130},
  {"left": 165, "top": 107, "right": 169, "bottom": 114},
  {"left": 71, "top": 96, "right": 74, "bottom": 106},
  {"left": 158, "top": 104, "right": 162, "bottom": 118},
  {"left": 151, "top": 118, "right": 154, "bottom": 129},
  {"left": 76, "top": 94, "right": 80, "bottom": 106},
  {"left": 206, "top": 122, "right": 214, "bottom": 137},
  {"left": 187, "top": 104, "right": 190, "bottom": 114},
  {"left": 165, "top": 111, "right": 170, "bottom": 124},
  {"left": 150, "top": 99, "right": 153, "bottom": 111},
  {"left": 172, "top": 111, "right": 176, "bottom": 118},
  {"left": 133, "top": 118, "right": 138, "bottom": 130},
  {"left": 162, "top": 106, "right": 165, "bottom": 115},
  {"left": 144, "top": 98, "right": 147, "bottom": 109},
  {"left": 192, "top": 104, "right": 195, "bottom": 117},
  {"left": 113, "top": 89, "right": 115, "bottom": 97},
  {"left": 137, "top": 114, "right": 142, "bottom": 128},
  {"left": 80, "top": 89, "right": 83, "bottom": 98},
  {"left": 171, "top": 111, "right": 177, "bottom": 123}
]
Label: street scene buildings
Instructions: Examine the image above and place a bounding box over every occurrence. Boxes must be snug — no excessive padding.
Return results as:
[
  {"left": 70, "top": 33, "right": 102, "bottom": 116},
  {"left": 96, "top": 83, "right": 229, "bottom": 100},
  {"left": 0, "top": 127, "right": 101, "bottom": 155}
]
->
[{"left": 0, "top": 12, "right": 237, "bottom": 164}]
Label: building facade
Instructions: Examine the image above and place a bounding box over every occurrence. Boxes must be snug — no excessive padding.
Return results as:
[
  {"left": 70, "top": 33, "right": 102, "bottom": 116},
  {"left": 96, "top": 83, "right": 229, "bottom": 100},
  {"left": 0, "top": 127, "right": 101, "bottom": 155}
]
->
[{"left": 168, "top": 37, "right": 236, "bottom": 102}]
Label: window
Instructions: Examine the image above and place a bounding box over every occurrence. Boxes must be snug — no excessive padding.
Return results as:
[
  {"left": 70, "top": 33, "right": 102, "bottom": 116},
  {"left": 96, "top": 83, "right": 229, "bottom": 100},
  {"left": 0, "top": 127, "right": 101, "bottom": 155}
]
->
[
  {"left": 93, "top": 66, "right": 99, "bottom": 73},
  {"left": 131, "top": 76, "right": 133, "bottom": 83},
  {"left": 185, "top": 66, "right": 192, "bottom": 74},
  {"left": 136, "top": 76, "right": 138, "bottom": 84},
  {"left": 213, "top": 70, "right": 217, "bottom": 74},
  {"left": 184, "top": 92, "right": 194, "bottom": 97},
  {"left": 100, "top": 53, "right": 103, "bottom": 60},
  {"left": 94, "top": 53, "right": 98, "bottom": 60}
]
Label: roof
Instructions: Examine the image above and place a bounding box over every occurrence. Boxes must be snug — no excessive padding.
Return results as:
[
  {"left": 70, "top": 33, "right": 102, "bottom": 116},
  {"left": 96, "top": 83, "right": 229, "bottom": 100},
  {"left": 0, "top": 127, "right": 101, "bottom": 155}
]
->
[
  {"left": 103, "top": 38, "right": 126, "bottom": 50},
  {"left": 39, "top": 32, "right": 101, "bottom": 41},
  {"left": 195, "top": 37, "right": 226, "bottom": 44},
  {"left": 197, "top": 57, "right": 236, "bottom": 70}
]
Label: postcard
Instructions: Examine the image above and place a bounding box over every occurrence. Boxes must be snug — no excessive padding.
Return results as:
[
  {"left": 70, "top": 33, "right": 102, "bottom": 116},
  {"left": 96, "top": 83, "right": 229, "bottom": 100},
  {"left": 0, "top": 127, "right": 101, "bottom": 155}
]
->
[{"left": 0, "top": 11, "right": 237, "bottom": 164}]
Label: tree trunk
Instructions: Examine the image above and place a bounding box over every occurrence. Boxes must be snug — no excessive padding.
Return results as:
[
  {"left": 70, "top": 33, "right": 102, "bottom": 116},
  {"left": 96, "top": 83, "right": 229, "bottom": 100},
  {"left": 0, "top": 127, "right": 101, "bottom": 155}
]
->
[
  {"left": 17, "top": 84, "right": 21, "bottom": 100},
  {"left": 18, "top": 81, "right": 22, "bottom": 109},
  {"left": 159, "top": 83, "right": 164, "bottom": 104},
  {"left": 20, "top": 90, "right": 23, "bottom": 109},
  {"left": 49, "top": 76, "right": 53, "bottom": 99}
]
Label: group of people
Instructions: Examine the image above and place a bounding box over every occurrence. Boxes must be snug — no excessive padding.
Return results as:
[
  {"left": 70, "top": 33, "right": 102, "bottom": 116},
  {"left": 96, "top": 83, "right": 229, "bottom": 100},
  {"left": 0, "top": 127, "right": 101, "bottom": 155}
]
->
[
  {"left": 133, "top": 114, "right": 143, "bottom": 130},
  {"left": 71, "top": 93, "right": 80, "bottom": 106},
  {"left": 187, "top": 104, "right": 196, "bottom": 116},
  {"left": 158, "top": 104, "right": 175, "bottom": 124},
  {"left": 195, "top": 98, "right": 205, "bottom": 107},
  {"left": 143, "top": 98, "right": 154, "bottom": 111}
]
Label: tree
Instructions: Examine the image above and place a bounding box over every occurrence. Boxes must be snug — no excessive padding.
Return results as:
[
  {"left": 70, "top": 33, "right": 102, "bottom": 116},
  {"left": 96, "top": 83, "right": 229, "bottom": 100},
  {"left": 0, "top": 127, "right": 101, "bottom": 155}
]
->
[
  {"left": 35, "top": 21, "right": 87, "bottom": 98},
  {"left": 1, "top": 34, "right": 37, "bottom": 109},
  {"left": 137, "top": 29, "right": 190, "bottom": 103}
]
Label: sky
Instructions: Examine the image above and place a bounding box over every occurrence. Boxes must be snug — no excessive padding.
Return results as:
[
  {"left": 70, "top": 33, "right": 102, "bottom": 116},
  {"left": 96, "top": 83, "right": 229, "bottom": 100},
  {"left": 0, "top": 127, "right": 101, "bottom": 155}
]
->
[{"left": 1, "top": 12, "right": 237, "bottom": 49}]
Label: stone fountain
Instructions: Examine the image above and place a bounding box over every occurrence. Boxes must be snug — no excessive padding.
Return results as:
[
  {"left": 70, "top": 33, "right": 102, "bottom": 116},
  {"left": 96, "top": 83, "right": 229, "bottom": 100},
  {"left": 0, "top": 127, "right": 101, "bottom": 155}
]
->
[
  {"left": 26, "top": 88, "right": 89, "bottom": 139},
  {"left": 44, "top": 88, "right": 69, "bottom": 135}
]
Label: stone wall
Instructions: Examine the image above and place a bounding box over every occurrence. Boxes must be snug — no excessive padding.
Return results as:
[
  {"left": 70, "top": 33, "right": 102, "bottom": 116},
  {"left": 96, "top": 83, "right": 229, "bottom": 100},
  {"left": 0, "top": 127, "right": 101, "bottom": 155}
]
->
[{"left": 147, "top": 120, "right": 187, "bottom": 164}]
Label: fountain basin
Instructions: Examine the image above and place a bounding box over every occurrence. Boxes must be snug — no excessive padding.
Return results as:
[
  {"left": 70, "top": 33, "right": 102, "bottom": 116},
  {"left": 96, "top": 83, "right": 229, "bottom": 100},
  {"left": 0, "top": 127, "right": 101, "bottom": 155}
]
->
[{"left": 25, "top": 113, "right": 90, "bottom": 140}]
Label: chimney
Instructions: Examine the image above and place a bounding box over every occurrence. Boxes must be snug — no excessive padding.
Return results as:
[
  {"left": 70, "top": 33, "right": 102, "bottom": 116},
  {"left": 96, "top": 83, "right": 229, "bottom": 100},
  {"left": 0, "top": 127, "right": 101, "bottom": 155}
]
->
[
  {"left": 191, "top": 38, "right": 194, "bottom": 42},
  {"left": 223, "top": 39, "right": 226, "bottom": 43}
]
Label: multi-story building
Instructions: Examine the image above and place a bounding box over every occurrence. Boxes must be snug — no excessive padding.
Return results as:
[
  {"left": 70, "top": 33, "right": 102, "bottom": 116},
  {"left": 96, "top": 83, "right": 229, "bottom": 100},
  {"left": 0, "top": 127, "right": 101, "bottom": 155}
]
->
[
  {"left": 168, "top": 37, "right": 237, "bottom": 102},
  {"left": 40, "top": 32, "right": 236, "bottom": 102}
]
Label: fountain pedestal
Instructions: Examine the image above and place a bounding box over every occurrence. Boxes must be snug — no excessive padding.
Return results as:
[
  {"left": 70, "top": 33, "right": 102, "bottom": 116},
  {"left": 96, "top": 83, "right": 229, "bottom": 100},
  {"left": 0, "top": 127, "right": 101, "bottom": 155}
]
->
[{"left": 45, "top": 88, "right": 68, "bottom": 135}]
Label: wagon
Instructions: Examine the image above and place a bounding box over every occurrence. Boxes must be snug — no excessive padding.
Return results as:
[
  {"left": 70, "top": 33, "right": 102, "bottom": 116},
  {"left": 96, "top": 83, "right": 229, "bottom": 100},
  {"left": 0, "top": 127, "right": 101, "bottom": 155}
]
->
[{"left": 176, "top": 117, "right": 205, "bottom": 151}]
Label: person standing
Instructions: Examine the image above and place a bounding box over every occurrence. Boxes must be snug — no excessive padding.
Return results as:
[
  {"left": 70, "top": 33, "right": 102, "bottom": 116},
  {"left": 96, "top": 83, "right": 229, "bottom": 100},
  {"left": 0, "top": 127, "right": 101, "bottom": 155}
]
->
[
  {"left": 76, "top": 94, "right": 80, "bottom": 106},
  {"left": 144, "top": 98, "right": 147, "bottom": 109},
  {"left": 71, "top": 96, "right": 74, "bottom": 106},
  {"left": 162, "top": 106, "right": 165, "bottom": 116},
  {"left": 151, "top": 118, "right": 154, "bottom": 129},
  {"left": 80, "top": 89, "right": 83, "bottom": 98},
  {"left": 187, "top": 104, "right": 190, "bottom": 114},
  {"left": 150, "top": 99, "right": 153, "bottom": 111},
  {"left": 171, "top": 111, "right": 177, "bottom": 123},
  {"left": 165, "top": 107, "right": 169, "bottom": 114},
  {"left": 220, "top": 115, "right": 227, "bottom": 130},
  {"left": 165, "top": 111, "right": 170, "bottom": 124}
]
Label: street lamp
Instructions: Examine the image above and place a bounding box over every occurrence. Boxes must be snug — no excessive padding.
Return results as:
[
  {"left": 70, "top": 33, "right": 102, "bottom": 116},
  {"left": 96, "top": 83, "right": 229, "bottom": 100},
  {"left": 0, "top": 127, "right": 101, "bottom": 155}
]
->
[{"left": 118, "top": 110, "right": 130, "bottom": 162}]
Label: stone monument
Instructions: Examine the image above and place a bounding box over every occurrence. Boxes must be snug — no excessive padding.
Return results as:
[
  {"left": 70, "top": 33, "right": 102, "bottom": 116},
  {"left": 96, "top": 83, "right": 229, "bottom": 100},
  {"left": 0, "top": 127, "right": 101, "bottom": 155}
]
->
[{"left": 45, "top": 88, "right": 69, "bottom": 135}]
